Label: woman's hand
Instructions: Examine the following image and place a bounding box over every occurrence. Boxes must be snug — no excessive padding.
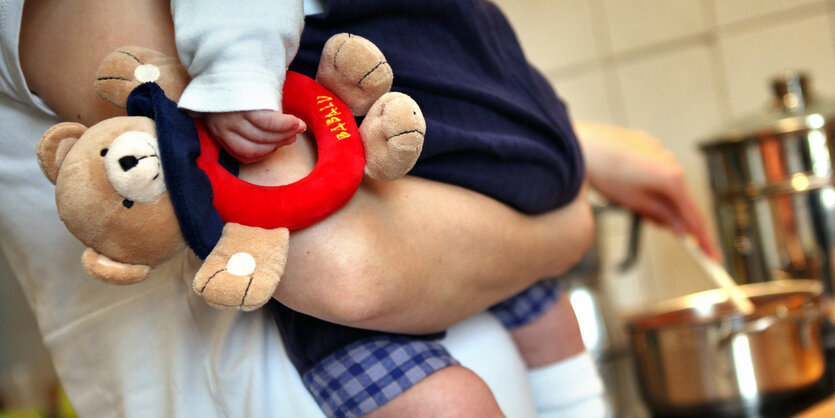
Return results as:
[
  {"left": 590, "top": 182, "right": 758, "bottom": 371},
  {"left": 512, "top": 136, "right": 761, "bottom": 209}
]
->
[{"left": 576, "top": 121, "right": 720, "bottom": 259}]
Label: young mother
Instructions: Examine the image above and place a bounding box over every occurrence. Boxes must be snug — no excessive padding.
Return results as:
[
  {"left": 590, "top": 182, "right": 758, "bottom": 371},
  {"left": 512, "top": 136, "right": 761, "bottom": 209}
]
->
[{"left": 3, "top": 0, "right": 714, "bottom": 416}]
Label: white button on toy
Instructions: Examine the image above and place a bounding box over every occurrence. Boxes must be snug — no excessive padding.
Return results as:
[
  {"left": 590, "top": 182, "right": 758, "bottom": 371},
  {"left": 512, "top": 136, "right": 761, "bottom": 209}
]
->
[
  {"left": 134, "top": 64, "right": 161, "bottom": 83},
  {"left": 226, "top": 252, "right": 256, "bottom": 276}
]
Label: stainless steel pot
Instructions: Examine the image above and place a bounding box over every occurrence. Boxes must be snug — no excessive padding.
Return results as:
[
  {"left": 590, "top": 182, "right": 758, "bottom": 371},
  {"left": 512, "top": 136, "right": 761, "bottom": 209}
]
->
[
  {"left": 625, "top": 280, "right": 830, "bottom": 416},
  {"left": 564, "top": 206, "right": 645, "bottom": 416},
  {"left": 701, "top": 72, "right": 835, "bottom": 296},
  {"left": 565, "top": 206, "right": 641, "bottom": 361}
]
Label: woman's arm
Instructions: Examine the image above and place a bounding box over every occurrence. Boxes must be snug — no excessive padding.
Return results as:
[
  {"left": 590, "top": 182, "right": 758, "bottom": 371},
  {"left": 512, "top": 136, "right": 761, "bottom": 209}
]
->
[{"left": 20, "top": 0, "right": 594, "bottom": 334}]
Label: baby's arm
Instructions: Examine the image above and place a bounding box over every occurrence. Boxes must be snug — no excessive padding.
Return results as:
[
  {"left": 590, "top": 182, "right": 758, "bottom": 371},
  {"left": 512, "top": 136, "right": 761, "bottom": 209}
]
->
[
  {"left": 170, "top": 0, "right": 306, "bottom": 162},
  {"left": 202, "top": 110, "right": 306, "bottom": 163}
]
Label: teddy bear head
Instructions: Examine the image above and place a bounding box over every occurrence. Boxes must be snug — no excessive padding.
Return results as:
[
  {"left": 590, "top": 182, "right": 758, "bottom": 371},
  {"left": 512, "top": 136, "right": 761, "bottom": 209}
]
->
[
  {"left": 37, "top": 46, "right": 191, "bottom": 284},
  {"left": 38, "top": 117, "right": 185, "bottom": 284}
]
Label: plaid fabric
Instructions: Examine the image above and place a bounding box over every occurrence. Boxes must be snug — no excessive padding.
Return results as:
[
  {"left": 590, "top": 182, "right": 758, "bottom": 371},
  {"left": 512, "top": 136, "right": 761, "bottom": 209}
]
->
[
  {"left": 488, "top": 278, "right": 561, "bottom": 329},
  {"left": 303, "top": 336, "right": 459, "bottom": 417}
]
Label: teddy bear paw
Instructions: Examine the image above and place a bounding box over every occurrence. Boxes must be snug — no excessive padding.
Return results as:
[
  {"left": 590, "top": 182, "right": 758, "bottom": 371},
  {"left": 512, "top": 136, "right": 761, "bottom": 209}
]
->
[
  {"left": 193, "top": 224, "right": 288, "bottom": 311},
  {"left": 95, "top": 46, "right": 190, "bottom": 108},
  {"left": 317, "top": 33, "right": 393, "bottom": 116},
  {"left": 361, "top": 92, "right": 426, "bottom": 181},
  {"left": 193, "top": 251, "right": 280, "bottom": 311}
]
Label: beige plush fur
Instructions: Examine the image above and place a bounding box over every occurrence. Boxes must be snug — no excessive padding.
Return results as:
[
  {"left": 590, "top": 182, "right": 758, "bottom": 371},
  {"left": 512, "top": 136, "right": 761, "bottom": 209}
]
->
[
  {"left": 360, "top": 93, "right": 426, "bottom": 180},
  {"left": 96, "top": 46, "right": 190, "bottom": 108},
  {"left": 37, "top": 122, "right": 85, "bottom": 183},
  {"left": 82, "top": 247, "right": 152, "bottom": 285},
  {"left": 37, "top": 34, "right": 425, "bottom": 311},
  {"left": 194, "top": 224, "right": 290, "bottom": 311},
  {"left": 39, "top": 117, "right": 185, "bottom": 284},
  {"left": 317, "top": 33, "right": 393, "bottom": 116}
]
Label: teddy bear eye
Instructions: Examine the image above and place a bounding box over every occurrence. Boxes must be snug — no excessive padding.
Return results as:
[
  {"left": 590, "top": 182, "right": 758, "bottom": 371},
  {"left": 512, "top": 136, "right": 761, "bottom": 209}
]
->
[{"left": 100, "top": 148, "right": 109, "bottom": 157}]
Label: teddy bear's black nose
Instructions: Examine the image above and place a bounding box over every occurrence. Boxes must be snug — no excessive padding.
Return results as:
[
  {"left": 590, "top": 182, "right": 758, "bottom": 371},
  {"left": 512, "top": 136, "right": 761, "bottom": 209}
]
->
[{"left": 119, "top": 156, "right": 139, "bottom": 171}]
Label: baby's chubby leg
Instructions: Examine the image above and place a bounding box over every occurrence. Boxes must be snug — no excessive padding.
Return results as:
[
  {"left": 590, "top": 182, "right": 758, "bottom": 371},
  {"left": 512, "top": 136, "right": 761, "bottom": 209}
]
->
[
  {"left": 510, "top": 290, "right": 585, "bottom": 367},
  {"left": 367, "top": 366, "right": 504, "bottom": 418},
  {"left": 509, "top": 291, "right": 608, "bottom": 417}
]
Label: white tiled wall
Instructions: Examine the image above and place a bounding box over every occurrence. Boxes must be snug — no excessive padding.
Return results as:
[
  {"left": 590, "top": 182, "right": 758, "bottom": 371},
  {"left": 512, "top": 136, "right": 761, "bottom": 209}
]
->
[
  {"left": 713, "top": 0, "right": 823, "bottom": 27},
  {"left": 493, "top": 0, "right": 835, "bottom": 309},
  {"left": 719, "top": 12, "right": 835, "bottom": 117},
  {"left": 603, "top": 0, "right": 709, "bottom": 54}
]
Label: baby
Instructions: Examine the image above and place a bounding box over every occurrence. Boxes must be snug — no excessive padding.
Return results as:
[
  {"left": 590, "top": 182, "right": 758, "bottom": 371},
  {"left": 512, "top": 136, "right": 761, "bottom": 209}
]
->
[{"left": 173, "top": 0, "right": 605, "bottom": 417}]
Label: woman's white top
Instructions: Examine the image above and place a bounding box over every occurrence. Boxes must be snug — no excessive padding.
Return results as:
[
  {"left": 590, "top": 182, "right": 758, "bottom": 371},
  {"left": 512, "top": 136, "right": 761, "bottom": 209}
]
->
[{"left": 0, "top": 0, "right": 537, "bottom": 416}]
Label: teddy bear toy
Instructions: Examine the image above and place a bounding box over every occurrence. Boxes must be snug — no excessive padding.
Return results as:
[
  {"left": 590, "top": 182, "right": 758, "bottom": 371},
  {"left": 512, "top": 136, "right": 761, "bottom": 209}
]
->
[{"left": 36, "top": 34, "right": 425, "bottom": 311}]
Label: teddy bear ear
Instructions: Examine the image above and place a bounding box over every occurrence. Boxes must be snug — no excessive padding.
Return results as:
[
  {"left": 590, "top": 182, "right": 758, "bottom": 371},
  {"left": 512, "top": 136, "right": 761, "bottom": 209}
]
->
[
  {"left": 95, "top": 46, "right": 191, "bottom": 108},
  {"left": 36, "top": 122, "right": 87, "bottom": 184}
]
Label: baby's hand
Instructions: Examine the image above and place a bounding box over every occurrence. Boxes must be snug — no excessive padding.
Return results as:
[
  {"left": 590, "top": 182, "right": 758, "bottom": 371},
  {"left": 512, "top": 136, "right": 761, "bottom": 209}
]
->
[{"left": 203, "top": 110, "right": 306, "bottom": 163}]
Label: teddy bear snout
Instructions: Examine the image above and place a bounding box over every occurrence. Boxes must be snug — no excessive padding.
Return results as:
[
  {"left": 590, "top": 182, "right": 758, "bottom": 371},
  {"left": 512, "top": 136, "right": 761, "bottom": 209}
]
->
[{"left": 104, "top": 130, "right": 167, "bottom": 204}]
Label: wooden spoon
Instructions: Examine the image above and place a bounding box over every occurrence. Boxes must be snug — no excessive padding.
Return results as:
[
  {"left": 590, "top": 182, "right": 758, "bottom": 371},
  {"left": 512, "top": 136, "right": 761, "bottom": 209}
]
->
[{"left": 681, "top": 236, "right": 756, "bottom": 316}]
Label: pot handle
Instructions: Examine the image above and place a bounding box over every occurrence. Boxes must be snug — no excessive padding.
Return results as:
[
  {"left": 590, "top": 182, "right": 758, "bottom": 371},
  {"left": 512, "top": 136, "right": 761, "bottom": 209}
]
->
[
  {"left": 718, "top": 311, "right": 783, "bottom": 347},
  {"left": 799, "top": 299, "right": 834, "bottom": 349},
  {"left": 591, "top": 205, "right": 642, "bottom": 272},
  {"left": 719, "top": 300, "right": 832, "bottom": 346},
  {"left": 618, "top": 213, "right": 642, "bottom": 272}
]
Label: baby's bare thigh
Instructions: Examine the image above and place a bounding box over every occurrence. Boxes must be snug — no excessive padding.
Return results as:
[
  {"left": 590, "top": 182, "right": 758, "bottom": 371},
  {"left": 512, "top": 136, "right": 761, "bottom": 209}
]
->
[{"left": 20, "top": 0, "right": 177, "bottom": 126}]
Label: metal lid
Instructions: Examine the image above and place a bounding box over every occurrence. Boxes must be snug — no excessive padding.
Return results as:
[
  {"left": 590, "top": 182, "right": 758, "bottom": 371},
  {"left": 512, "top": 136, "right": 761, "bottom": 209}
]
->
[
  {"left": 701, "top": 71, "right": 835, "bottom": 149},
  {"left": 621, "top": 280, "right": 823, "bottom": 331}
]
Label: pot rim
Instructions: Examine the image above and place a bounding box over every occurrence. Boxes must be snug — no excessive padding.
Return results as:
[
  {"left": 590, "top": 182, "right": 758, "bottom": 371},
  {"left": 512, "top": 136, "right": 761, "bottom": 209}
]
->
[{"left": 621, "top": 279, "right": 825, "bottom": 332}]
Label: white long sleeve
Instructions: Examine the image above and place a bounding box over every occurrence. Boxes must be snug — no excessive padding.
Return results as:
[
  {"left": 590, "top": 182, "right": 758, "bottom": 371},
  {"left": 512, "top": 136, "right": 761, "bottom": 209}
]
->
[{"left": 171, "top": 0, "right": 304, "bottom": 113}]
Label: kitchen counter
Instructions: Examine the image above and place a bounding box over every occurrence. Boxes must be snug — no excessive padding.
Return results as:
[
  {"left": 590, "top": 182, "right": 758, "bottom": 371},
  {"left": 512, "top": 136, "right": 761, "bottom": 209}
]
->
[
  {"left": 798, "top": 396, "right": 835, "bottom": 417},
  {"left": 796, "top": 356, "right": 835, "bottom": 418}
]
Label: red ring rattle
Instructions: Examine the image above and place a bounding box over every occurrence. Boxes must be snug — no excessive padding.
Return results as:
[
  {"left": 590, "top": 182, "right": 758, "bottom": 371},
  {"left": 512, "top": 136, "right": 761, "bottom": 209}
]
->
[{"left": 195, "top": 71, "right": 367, "bottom": 230}]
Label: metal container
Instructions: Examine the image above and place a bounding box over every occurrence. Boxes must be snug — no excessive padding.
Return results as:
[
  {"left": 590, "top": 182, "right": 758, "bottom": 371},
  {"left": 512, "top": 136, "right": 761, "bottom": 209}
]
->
[
  {"left": 564, "top": 206, "right": 647, "bottom": 416},
  {"left": 700, "top": 72, "right": 835, "bottom": 294},
  {"left": 625, "top": 280, "right": 829, "bottom": 416},
  {"left": 566, "top": 206, "right": 640, "bottom": 362}
]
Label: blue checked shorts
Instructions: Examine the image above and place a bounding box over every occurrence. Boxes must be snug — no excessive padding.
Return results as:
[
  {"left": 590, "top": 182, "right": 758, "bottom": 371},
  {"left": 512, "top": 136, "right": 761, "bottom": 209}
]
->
[
  {"left": 303, "top": 337, "right": 459, "bottom": 417},
  {"left": 296, "top": 279, "right": 561, "bottom": 417},
  {"left": 488, "top": 277, "right": 561, "bottom": 329}
]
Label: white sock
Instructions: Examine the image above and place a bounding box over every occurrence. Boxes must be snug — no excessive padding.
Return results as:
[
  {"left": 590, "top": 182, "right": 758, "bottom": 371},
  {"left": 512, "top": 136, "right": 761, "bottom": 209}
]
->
[{"left": 527, "top": 351, "right": 608, "bottom": 418}]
